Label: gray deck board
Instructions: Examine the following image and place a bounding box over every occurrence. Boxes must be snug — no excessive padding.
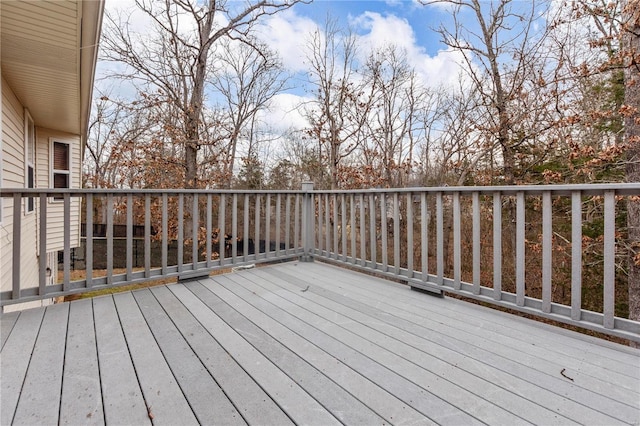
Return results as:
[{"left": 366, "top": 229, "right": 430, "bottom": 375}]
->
[
  {"left": 287, "top": 263, "right": 640, "bottom": 405},
  {"left": 0, "top": 307, "right": 44, "bottom": 425},
  {"left": 59, "top": 298, "right": 103, "bottom": 425},
  {"left": 1, "top": 261, "right": 638, "bottom": 425},
  {"left": 0, "top": 310, "right": 20, "bottom": 350},
  {"left": 12, "top": 303, "right": 68, "bottom": 425},
  {"left": 262, "top": 265, "right": 635, "bottom": 425}
]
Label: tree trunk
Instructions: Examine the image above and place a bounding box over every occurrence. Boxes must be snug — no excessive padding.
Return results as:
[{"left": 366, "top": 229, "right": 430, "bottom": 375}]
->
[{"left": 624, "top": 0, "right": 640, "bottom": 332}]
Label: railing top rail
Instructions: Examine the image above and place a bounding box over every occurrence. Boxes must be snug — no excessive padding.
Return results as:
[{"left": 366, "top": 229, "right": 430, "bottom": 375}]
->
[
  {"left": 3, "top": 182, "right": 640, "bottom": 197},
  {"left": 0, "top": 188, "right": 307, "bottom": 196},
  {"left": 311, "top": 182, "right": 640, "bottom": 196}
]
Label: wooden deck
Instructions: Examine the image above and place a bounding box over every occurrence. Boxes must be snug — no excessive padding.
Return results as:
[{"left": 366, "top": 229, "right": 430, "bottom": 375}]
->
[{"left": 1, "top": 261, "right": 639, "bottom": 425}]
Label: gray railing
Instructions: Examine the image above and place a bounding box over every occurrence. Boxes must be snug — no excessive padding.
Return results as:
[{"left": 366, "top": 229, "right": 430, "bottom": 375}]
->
[{"left": 2, "top": 183, "right": 640, "bottom": 342}]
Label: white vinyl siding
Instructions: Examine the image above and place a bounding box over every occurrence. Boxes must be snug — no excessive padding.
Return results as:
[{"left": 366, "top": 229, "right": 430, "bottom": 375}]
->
[
  {"left": 24, "top": 109, "right": 35, "bottom": 214},
  {"left": 1, "top": 77, "right": 38, "bottom": 297}
]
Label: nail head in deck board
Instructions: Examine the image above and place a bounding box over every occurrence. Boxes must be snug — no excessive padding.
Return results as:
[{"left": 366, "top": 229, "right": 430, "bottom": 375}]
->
[
  {"left": 216, "top": 273, "right": 474, "bottom": 425},
  {"left": 157, "top": 285, "right": 294, "bottom": 426},
  {"left": 12, "top": 303, "right": 69, "bottom": 425},
  {"left": 206, "top": 275, "right": 429, "bottom": 425},
  {"left": 59, "top": 299, "right": 103, "bottom": 425},
  {"left": 112, "top": 291, "right": 199, "bottom": 425},
  {"left": 169, "top": 283, "right": 342, "bottom": 426},
  {"left": 132, "top": 288, "right": 246, "bottom": 425},
  {"left": 264, "top": 266, "right": 627, "bottom": 425},
  {"left": 92, "top": 295, "right": 151, "bottom": 426},
  {"left": 235, "top": 270, "right": 532, "bottom": 425},
  {"left": 0, "top": 307, "right": 45, "bottom": 426},
  {"left": 186, "top": 279, "right": 388, "bottom": 426}
]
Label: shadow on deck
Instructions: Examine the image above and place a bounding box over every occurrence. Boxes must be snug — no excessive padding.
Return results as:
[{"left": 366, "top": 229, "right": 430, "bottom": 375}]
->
[{"left": 1, "top": 261, "right": 639, "bottom": 425}]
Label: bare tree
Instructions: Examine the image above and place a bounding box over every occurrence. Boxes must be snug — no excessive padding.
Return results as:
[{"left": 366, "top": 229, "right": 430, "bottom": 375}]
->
[{"left": 101, "top": 0, "right": 305, "bottom": 190}]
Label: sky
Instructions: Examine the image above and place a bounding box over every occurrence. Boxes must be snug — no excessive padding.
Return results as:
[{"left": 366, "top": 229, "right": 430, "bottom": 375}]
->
[{"left": 97, "top": 0, "right": 503, "bottom": 138}]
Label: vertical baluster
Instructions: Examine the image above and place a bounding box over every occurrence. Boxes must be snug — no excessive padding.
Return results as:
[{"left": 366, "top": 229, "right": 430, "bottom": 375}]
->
[
  {"left": 294, "top": 194, "right": 300, "bottom": 254},
  {"left": 571, "top": 191, "right": 582, "bottom": 320},
  {"left": 178, "top": 194, "right": 184, "bottom": 273},
  {"left": 516, "top": 191, "right": 525, "bottom": 306},
  {"left": 38, "top": 194, "right": 46, "bottom": 294},
  {"left": 145, "top": 194, "right": 151, "bottom": 278},
  {"left": 393, "top": 192, "right": 400, "bottom": 275},
  {"left": 265, "top": 194, "right": 271, "bottom": 257},
  {"left": 193, "top": 194, "right": 199, "bottom": 269},
  {"left": 126, "top": 193, "right": 133, "bottom": 281},
  {"left": 63, "top": 193, "right": 71, "bottom": 290},
  {"left": 472, "top": 192, "right": 480, "bottom": 294},
  {"left": 219, "top": 194, "right": 226, "bottom": 265},
  {"left": 453, "top": 192, "right": 461, "bottom": 290},
  {"left": 317, "top": 194, "right": 322, "bottom": 254},
  {"left": 381, "top": 193, "right": 388, "bottom": 272},
  {"left": 341, "top": 194, "right": 347, "bottom": 261},
  {"left": 369, "top": 193, "right": 376, "bottom": 268},
  {"left": 106, "top": 194, "right": 113, "bottom": 286},
  {"left": 12, "top": 194, "right": 21, "bottom": 300},
  {"left": 436, "top": 192, "right": 443, "bottom": 285},
  {"left": 542, "top": 191, "right": 552, "bottom": 313},
  {"left": 285, "top": 194, "right": 291, "bottom": 256},
  {"left": 325, "top": 195, "right": 330, "bottom": 256},
  {"left": 350, "top": 194, "right": 356, "bottom": 264},
  {"left": 207, "top": 194, "right": 212, "bottom": 268},
  {"left": 603, "top": 191, "right": 615, "bottom": 329},
  {"left": 421, "top": 192, "right": 428, "bottom": 282},
  {"left": 255, "top": 195, "right": 261, "bottom": 259},
  {"left": 360, "top": 194, "right": 366, "bottom": 267},
  {"left": 275, "top": 194, "right": 281, "bottom": 258},
  {"left": 232, "top": 194, "right": 238, "bottom": 263},
  {"left": 82, "top": 193, "right": 90, "bottom": 288},
  {"left": 407, "top": 192, "right": 413, "bottom": 278},
  {"left": 244, "top": 194, "right": 250, "bottom": 260},
  {"left": 493, "top": 192, "right": 502, "bottom": 300},
  {"left": 162, "top": 194, "right": 168, "bottom": 275},
  {"left": 333, "top": 194, "right": 339, "bottom": 259}
]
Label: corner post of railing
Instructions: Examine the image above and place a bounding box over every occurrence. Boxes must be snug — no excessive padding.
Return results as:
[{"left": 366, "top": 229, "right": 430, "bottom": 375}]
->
[{"left": 301, "top": 182, "right": 315, "bottom": 262}]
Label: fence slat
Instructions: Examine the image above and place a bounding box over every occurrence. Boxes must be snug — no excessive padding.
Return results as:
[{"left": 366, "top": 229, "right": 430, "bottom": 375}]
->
[
  {"left": 233, "top": 194, "right": 238, "bottom": 263},
  {"left": 12, "top": 194, "right": 21, "bottom": 300},
  {"left": 219, "top": 194, "right": 226, "bottom": 265},
  {"left": 126, "top": 194, "right": 133, "bottom": 281},
  {"left": 265, "top": 194, "right": 271, "bottom": 258},
  {"left": 207, "top": 194, "right": 212, "bottom": 268},
  {"left": 325, "top": 195, "right": 330, "bottom": 257},
  {"left": 244, "top": 194, "right": 250, "bottom": 260},
  {"left": 285, "top": 194, "right": 291, "bottom": 256},
  {"left": 333, "top": 194, "right": 339, "bottom": 260},
  {"left": 294, "top": 194, "right": 300, "bottom": 254},
  {"left": 542, "top": 191, "right": 552, "bottom": 313},
  {"left": 86, "top": 194, "right": 93, "bottom": 288},
  {"left": 516, "top": 191, "right": 525, "bottom": 306},
  {"left": 493, "top": 192, "right": 502, "bottom": 300},
  {"left": 436, "top": 192, "right": 443, "bottom": 285},
  {"left": 421, "top": 193, "right": 428, "bottom": 282},
  {"left": 472, "top": 192, "right": 480, "bottom": 294},
  {"left": 193, "top": 194, "right": 199, "bottom": 268},
  {"left": 603, "top": 191, "right": 615, "bottom": 329},
  {"left": 453, "top": 192, "right": 461, "bottom": 290},
  {"left": 341, "top": 194, "right": 347, "bottom": 262},
  {"left": 63, "top": 194, "right": 71, "bottom": 290},
  {"left": 106, "top": 194, "right": 114, "bottom": 285},
  {"left": 255, "top": 195, "right": 261, "bottom": 259},
  {"left": 370, "top": 194, "right": 376, "bottom": 268},
  {"left": 162, "top": 194, "right": 168, "bottom": 275},
  {"left": 360, "top": 194, "right": 366, "bottom": 267},
  {"left": 407, "top": 193, "right": 413, "bottom": 277},
  {"left": 38, "top": 194, "right": 47, "bottom": 294},
  {"left": 145, "top": 194, "right": 151, "bottom": 278},
  {"left": 393, "top": 193, "right": 400, "bottom": 275},
  {"left": 571, "top": 191, "right": 582, "bottom": 320},
  {"left": 178, "top": 194, "right": 184, "bottom": 273},
  {"left": 381, "top": 193, "right": 388, "bottom": 272}
]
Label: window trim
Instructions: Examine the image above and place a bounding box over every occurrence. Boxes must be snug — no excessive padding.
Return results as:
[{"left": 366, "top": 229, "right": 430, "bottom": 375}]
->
[
  {"left": 50, "top": 139, "right": 72, "bottom": 202},
  {"left": 24, "top": 109, "right": 35, "bottom": 215}
]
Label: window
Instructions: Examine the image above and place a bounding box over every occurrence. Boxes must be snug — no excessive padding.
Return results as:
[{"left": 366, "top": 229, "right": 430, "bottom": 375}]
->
[
  {"left": 25, "top": 110, "right": 35, "bottom": 213},
  {"left": 52, "top": 141, "right": 70, "bottom": 200}
]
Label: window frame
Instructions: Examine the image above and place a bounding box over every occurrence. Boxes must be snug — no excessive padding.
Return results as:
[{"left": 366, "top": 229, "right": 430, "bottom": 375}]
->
[
  {"left": 50, "top": 139, "right": 71, "bottom": 201},
  {"left": 24, "top": 109, "right": 35, "bottom": 214}
]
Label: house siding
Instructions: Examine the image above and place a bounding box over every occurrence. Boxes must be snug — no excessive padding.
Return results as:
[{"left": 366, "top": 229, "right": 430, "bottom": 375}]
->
[{"left": 1, "top": 77, "right": 38, "bottom": 300}]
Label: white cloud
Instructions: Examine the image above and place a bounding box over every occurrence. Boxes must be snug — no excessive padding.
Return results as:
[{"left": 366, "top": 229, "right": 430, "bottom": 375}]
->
[
  {"left": 254, "top": 10, "right": 319, "bottom": 73},
  {"left": 350, "top": 12, "right": 465, "bottom": 88},
  {"left": 260, "top": 93, "right": 311, "bottom": 132}
]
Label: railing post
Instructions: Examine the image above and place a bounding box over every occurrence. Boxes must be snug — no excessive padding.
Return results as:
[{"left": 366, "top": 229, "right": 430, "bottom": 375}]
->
[{"left": 301, "top": 182, "right": 314, "bottom": 262}]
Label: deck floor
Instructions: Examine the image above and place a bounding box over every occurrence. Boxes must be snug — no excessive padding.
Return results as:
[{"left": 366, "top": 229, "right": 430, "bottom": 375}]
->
[{"left": 1, "top": 261, "right": 639, "bottom": 425}]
